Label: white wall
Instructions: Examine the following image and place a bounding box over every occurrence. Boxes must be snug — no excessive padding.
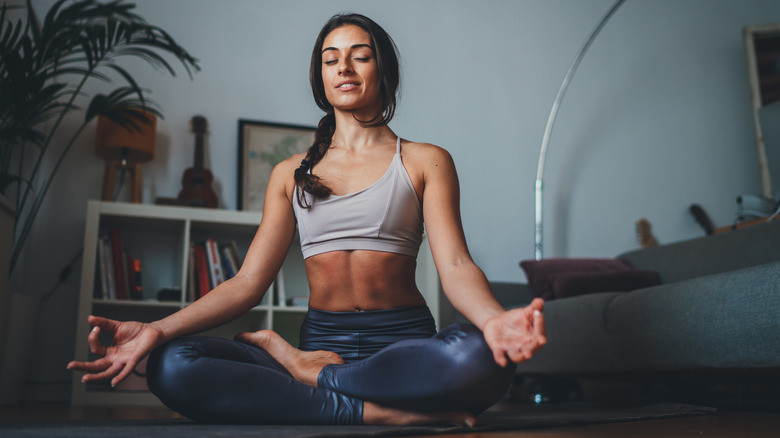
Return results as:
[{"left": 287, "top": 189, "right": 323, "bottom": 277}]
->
[{"left": 13, "top": 0, "right": 780, "bottom": 401}]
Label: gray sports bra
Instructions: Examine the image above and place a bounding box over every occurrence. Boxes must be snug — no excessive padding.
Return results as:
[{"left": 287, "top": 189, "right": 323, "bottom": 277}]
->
[{"left": 293, "top": 137, "right": 423, "bottom": 259}]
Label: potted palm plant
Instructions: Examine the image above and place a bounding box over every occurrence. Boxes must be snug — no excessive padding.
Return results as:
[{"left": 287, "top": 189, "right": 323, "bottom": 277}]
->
[
  {"left": 0, "top": 0, "right": 200, "bottom": 402},
  {"left": 1, "top": 0, "right": 199, "bottom": 277}
]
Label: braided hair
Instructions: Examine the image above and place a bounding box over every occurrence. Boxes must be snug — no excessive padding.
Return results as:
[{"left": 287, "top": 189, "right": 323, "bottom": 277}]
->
[{"left": 294, "top": 13, "right": 400, "bottom": 208}]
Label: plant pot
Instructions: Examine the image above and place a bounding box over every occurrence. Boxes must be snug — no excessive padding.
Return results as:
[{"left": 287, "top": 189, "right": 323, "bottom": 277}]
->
[{"left": 0, "top": 292, "right": 40, "bottom": 404}]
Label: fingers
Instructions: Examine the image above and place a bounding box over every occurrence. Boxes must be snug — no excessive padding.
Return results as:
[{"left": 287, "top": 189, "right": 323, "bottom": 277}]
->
[
  {"left": 86, "top": 315, "right": 122, "bottom": 357},
  {"left": 86, "top": 361, "right": 125, "bottom": 384},
  {"left": 484, "top": 331, "right": 508, "bottom": 367},
  {"left": 68, "top": 355, "right": 139, "bottom": 386},
  {"left": 87, "top": 326, "right": 107, "bottom": 357},
  {"left": 505, "top": 334, "right": 544, "bottom": 363},
  {"left": 530, "top": 298, "right": 545, "bottom": 312},
  {"left": 506, "top": 347, "right": 532, "bottom": 363},
  {"left": 111, "top": 358, "right": 138, "bottom": 387},
  {"left": 87, "top": 315, "right": 119, "bottom": 332},
  {"left": 67, "top": 358, "right": 111, "bottom": 374},
  {"left": 533, "top": 309, "right": 547, "bottom": 345},
  {"left": 492, "top": 346, "right": 508, "bottom": 368},
  {"left": 67, "top": 357, "right": 121, "bottom": 384}
]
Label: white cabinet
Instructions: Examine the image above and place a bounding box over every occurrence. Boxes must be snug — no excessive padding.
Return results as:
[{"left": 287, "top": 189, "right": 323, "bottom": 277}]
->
[{"left": 70, "top": 200, "right": 440, "bottom": 406}]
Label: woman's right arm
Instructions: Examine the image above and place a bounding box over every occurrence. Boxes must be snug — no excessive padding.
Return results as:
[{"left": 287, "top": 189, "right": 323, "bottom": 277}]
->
[{"left": 68, "top": 158, "right": 299, "bottom": 385}]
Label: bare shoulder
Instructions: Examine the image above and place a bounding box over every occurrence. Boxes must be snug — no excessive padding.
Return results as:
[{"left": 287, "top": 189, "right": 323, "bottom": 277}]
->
[
  {"left": 269, "top": 152, "right": 307, "bottom": 198},
  {"left": 274, "top": 152, "right": 307, "bottom": 174},
  {"left": 401, "top": 140, "right": 457, "bottom": 176}
]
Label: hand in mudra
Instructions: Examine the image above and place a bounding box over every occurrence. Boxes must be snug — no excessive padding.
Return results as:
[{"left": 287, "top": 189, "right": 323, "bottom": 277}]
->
[
  {"left": 483, "top": 298, "right": 547, "bottom": 367},
  {"left": 67, "top": 315, "right": 164, "bottom": 387}
]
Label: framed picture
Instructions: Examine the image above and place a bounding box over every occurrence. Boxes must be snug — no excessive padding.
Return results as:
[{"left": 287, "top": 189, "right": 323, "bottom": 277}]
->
[{"left": 238, "top": 120, "right": 315, "bottom": 211}]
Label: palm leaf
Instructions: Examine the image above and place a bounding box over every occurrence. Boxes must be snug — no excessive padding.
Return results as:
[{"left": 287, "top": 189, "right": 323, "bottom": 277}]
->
[{"left": 3, "top": 0, "right": 200, "bottom": 276}]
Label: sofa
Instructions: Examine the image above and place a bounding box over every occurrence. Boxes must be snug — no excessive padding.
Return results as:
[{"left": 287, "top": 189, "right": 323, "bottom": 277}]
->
[{"left": 472, "top": 218, "right": 780, "bottom": 384}]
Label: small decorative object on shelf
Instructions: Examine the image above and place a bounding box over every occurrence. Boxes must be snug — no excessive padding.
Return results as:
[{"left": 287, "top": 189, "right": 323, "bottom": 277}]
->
[
  {"left": 157, "top": 115, "right": 220, "bottom": 208},
  {"left": 636, "top": 218, "right": 658, "bottom": 249},
  {"left": 94, "top": 111, "right": 157, "bottom": 204},
  {"left": 177, "top": 116, "right": 219, "bottom": 208}
]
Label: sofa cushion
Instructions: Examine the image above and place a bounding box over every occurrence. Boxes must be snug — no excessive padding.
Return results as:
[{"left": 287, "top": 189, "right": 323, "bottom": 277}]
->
[
  {"left": 519, "top": 258, "right": 632, "bottom": 300},
  {"left": 514, "top": 261, "right": 780, "bottom": 375},
  {"left": 551, "top": 269, "right": 662, "bottom": 299}
]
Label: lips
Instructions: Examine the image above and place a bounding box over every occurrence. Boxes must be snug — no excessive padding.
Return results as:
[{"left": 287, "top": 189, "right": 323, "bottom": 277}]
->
[{"left": 336, "top": 81, "right": 360, "bottom": 89}]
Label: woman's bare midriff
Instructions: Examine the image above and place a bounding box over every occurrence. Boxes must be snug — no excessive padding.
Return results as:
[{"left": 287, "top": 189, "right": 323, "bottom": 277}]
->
[{"left": 304, "top": 250, "right": 427, "bottom": 311}]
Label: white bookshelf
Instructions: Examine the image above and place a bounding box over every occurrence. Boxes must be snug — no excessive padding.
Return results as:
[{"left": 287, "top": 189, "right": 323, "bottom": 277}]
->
[{"left": 70, "top": 200, "right": 440, "bottom": 406}]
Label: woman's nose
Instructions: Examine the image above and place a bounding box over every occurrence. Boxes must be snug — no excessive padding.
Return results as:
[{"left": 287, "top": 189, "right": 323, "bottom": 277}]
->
[{"left": 338, "top": 59, "right": 352, "bottom": 75}]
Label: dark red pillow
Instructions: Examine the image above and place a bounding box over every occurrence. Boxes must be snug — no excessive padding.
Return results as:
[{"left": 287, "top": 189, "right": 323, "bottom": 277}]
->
[
  {"left": 550, "top": 269, "right": 662, "bottom": 300},
  {"left": 519, "top": 258, "right": 632, "bottom": 300}
]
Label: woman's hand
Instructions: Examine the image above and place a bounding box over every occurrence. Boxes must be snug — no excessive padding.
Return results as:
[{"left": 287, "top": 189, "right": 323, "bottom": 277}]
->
[
  {"left": 67, "top": 315, "right": 165, "bottom": 387},
  {"left": 482, "top": 298, "right": 547, "bottom": 367}
]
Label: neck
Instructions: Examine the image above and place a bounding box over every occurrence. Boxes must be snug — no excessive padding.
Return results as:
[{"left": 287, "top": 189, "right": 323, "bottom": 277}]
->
[{"left": 332, "top": 112, "right": 394, "bottom": 151}]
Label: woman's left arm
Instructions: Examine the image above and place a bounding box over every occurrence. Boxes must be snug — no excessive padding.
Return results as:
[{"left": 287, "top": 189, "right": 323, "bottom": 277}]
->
[{"left": 419, "top": 145, "right": 546, "bottom": 366}]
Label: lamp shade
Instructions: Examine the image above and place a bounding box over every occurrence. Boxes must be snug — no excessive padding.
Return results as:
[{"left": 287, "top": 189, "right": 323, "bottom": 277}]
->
[{"left": 95, "top": 111, "right": 157, "bottom": 163}]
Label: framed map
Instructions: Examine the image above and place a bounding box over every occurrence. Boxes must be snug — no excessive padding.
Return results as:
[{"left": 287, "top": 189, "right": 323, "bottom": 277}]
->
[{"left": 238, "top": 120, "right": 315, "bottom": 211}]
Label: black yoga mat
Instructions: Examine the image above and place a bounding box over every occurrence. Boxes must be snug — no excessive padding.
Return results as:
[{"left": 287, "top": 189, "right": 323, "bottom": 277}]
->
[{"left": 0, "top": 403, "right": 715, "bottom": 438}]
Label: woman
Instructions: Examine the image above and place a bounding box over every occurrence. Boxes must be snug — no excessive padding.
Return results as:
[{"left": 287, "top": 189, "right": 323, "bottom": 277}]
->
[{"left": 68, "top": 13, "right": 546, "bottom": 426}]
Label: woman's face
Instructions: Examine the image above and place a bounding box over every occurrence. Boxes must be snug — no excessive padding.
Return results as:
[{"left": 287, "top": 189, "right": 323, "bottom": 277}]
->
[{"left": 320, "top": 24, "right": 381, "bottom": 116}]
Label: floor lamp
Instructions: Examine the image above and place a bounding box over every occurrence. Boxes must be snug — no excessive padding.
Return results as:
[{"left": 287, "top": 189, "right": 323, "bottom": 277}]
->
[{"left": 534, "top": 0, "right": 626, "bottom": 260}]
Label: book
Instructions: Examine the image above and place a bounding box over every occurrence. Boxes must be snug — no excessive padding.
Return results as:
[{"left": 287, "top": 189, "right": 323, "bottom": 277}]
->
[
  {"left": 121, "top": 251, "right": 131, "bottom": 300},
  {"left": 101, "top": 236, "right": 117, "bottom": 300},
  {"left": 109, "top": 228, "right": 127, "bottom": 300},
  {"left": 127, "top": 256, "right": 142, "bottom": 300},
  {"left": 96, "top": 235, "right": 111, "bottom": 299},
  {"left": 188, "top": 247, "right": 197, "bottom": 302},
  {"left": 227, "top": 241, "right": 243, "bottom": 270},
  {"left": 192, "top": 244, "right": 211, "bottom": 298},
  {"left": 220, "top": 244, "right": 238, "bottom": 279},
  {"left": 125, "top": 254, "right": 136, "bottom": 300},
  {"left": 205, "top": 238, "right": 225, "bottom": 289}
]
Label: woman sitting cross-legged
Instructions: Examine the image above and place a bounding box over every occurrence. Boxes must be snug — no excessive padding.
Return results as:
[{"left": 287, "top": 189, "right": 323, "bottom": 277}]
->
[{"left": 67, "top": 12, "right": 546, "bottom": 426}]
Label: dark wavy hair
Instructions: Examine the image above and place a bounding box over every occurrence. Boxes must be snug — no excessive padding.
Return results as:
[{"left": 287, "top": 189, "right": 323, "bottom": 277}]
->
[{"left": 294, "top": 13, "right": 400, "bottom": 208}]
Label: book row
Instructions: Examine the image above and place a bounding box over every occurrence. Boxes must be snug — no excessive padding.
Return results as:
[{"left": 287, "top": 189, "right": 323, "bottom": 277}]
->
[
  {"left": 95, "top": 229, "right": 245, "bottom": 303},
  {"left": 96, "top": 228, "right": 142, "bottom": 301},
  {"left": 187, "top": 238, "right": 242, "bottom": 301},
  {"left": 95, "top": 228, "right": 308, "bottom": 307}
]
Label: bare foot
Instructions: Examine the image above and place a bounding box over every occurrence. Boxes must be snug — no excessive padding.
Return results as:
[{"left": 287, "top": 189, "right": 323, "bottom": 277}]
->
[
  {"left": 363, "top": 401, "right": 477, "bottom": 427},
  {"left": 234, "top": 329, "right": 343, "bottom": 386}
]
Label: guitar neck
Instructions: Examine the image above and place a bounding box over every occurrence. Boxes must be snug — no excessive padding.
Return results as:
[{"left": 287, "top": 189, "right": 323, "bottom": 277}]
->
[{"left": 194, "top": 134, "right": 205, "bottom": 170}]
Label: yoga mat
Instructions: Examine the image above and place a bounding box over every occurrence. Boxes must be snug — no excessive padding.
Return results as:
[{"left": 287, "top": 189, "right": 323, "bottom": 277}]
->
[{"left": 0, "top": 403, "right": 715, "bottom": 438}]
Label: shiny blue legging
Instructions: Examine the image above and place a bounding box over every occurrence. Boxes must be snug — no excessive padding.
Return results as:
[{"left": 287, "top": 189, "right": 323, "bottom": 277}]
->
[{"left": 145, "top": 306, "right": 515, "bottom": 424}]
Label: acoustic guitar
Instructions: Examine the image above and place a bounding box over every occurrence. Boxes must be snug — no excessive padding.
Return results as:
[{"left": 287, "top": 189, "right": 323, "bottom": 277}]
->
[{"left": 178, "top": 115, "right": 219, "bottom": 208}]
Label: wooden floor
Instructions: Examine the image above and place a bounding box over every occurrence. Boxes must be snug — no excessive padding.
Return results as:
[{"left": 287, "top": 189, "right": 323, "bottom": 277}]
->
[
  {"left": 1, "top": 402, "right": 778, "bottom": 437},
  {"left": 426, "top": 412, "right": 780, "bottom": 438}
]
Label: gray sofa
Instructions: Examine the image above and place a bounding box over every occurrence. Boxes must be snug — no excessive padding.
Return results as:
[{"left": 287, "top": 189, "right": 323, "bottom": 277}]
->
[{"left": 484, "top": 218, "right": 780, "bottom": 381}]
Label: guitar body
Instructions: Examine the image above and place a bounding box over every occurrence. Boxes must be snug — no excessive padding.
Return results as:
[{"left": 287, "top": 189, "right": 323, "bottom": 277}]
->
[
  {"left": 178, "top": 115, "right": 219, "bottom": 208},
  {"left": 178, "top": 167, "right": 218, "bottom": 208}
]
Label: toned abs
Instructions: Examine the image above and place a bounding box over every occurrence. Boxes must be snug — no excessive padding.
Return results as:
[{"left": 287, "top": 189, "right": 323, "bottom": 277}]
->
[{"left": 305, "top": 250, "right": 426, "bottom": 311}]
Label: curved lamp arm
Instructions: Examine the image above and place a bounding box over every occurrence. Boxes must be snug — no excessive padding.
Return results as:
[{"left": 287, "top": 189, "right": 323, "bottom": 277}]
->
[{"left": 534, "top": 0, "right": 627, "bottom": 260}]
